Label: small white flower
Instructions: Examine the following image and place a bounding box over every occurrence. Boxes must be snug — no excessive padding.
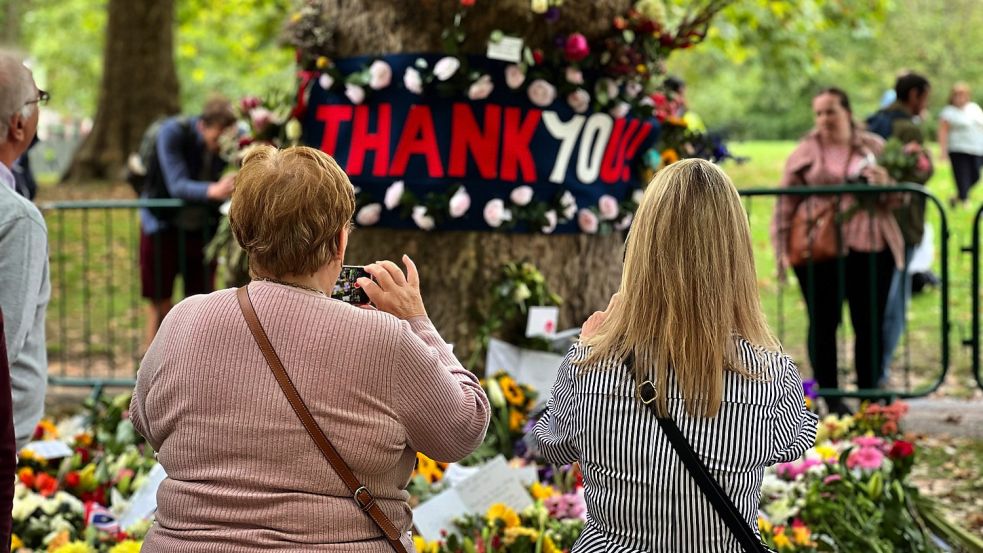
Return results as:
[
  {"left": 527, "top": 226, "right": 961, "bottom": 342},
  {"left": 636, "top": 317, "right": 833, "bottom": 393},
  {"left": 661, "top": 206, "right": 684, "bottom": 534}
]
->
[
  {"left": 384, "top": 180, "right": 405, "bottom": 210},
  {"left": 355, "top": 203, "right": 382, "bottom": 226},
  {"left": 527, "top": 79, "right": 557, "bottom": 107},
  {"left": 412, "top": 206, "right": 435, "bottom": 230},
  {"left": 318, "top": 73, "right": 335, "bottom": 90},
  {"left": 368, "top": 59, "right": 393, "bottom": 90},
  {"left": 632, "top": 188, "right": 645, "bottom": 204},
  {"left": 614, "top": 211, "right": 633, "bottom": 230},
  {"left": 433, "top": 56, "right": 461, "bottom": 81},
  {"left": 403, "top": 67, "right": 423, "bottom": 94},
  {"left": 505, "top": 64, "right": 526, "bottom": 89},
  {"left": 449, "top": 187, "right": 471, "bottom": 218},
  {"left": 344, "top": 83, "right": 365, "bottom": 105},
  {"left": 567, "top": 88, "right": 590, "bottom": 113},
  {"left": 598, "top": 194, "right": 620, "bottom": 220},
  {"left": 566, "top": 67, "right": 584, "bottom": 85},
  {"left": 468, "top": 74, "right": 494, "bottom": 100},
  {"left": 625, "top": 81, "right": 643, "bottom": 99},
  {"left": 510, "top": 185, "right": 534, "bottom": 206},
  {"left": 541, "top": 210, "right": 558, "bottom": 234},
  {"left": 609, "top": 101, "right": 631, "bottom": 119},
  {"left": 560, "top": 191, "right": 577, "bottom": 220}
]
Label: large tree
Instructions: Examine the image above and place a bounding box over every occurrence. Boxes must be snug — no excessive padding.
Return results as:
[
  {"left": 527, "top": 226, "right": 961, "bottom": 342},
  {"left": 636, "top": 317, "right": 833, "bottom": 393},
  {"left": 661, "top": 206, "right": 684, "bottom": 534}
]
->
[{"left": 65, "top": 0, "right": 179, "bottom": 181}]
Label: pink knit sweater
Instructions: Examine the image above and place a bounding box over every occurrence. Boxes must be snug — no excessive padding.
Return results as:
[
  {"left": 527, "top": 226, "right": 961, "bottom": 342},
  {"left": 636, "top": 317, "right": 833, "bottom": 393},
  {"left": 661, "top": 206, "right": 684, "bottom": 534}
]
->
[{"left": 130, "top": 281, "right": 490, "bottom": 552}]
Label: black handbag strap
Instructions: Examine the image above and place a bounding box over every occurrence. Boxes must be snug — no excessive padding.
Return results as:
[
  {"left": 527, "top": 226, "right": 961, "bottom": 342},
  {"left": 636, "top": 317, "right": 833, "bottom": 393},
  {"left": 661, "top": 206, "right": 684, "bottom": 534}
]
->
[{"left": 638, "top": 381, "right": 768, "bottom": 553}]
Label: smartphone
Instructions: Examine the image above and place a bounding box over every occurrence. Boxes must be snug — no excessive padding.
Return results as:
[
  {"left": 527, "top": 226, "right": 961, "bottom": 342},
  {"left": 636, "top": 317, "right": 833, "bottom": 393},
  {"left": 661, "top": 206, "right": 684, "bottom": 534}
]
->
[{"left": 332, "top": 265, "right": 371, "bottom": 305}]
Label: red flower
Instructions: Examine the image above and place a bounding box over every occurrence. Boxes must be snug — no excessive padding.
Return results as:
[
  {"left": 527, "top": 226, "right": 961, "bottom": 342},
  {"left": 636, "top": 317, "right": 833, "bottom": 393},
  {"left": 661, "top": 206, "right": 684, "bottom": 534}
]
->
[
  {"left": 532, "top": 49, "right": 545, "bottom": 65},
  {"left": 32, "top": 424, "right": 44, "bottom": 440},
  {"left": 460, "top": 0, "right": 475, "bottom": 5},
  {"left": 75, "top": 447, "right": 91, "bottom": 464},
  {"left": 564, "top": 33, "right": 590, "bottom": 62},
  {"left": 889, "top": 440, "right": 915, "bottom": 459},
  {"left": 18, "top": 468, "right": 34, "bottom": 489},
  {"left": 65, "top": 471, "right": 81, "bottom": 488},
  {"left": 638, "top": 20, "right": 657, "bottom": 34},
  {"left": 35, "top": 473, "right": 58, "bottom": 497}
]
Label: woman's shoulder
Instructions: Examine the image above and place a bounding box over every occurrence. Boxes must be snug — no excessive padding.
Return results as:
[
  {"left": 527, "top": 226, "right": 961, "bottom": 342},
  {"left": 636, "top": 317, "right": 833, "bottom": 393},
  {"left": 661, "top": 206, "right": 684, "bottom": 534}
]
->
[
  {"left": 855, "top": 130, "right": 885, "bottom": 152},
  {"left": 731, "top": 336, "right": 796, "bottom": 380}
]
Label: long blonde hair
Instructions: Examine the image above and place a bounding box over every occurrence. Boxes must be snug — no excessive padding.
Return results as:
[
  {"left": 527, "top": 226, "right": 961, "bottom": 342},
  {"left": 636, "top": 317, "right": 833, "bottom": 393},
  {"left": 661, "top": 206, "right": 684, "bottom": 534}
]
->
[{"left": 580, "top": 159, "right": 779, "bottom": 418}]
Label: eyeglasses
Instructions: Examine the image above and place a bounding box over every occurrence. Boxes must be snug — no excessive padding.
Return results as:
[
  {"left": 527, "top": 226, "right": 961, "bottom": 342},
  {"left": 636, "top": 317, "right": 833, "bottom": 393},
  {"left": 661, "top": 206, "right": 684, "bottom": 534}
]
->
[{"left": 25, "top": 90, "right": 50, "bottom": 107}]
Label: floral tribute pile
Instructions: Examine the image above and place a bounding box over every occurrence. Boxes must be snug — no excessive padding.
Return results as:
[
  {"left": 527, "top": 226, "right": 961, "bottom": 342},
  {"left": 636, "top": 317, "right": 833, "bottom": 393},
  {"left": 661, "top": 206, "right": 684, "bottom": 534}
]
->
[{"left": 15, "top": 382, "right": 982, "bottom": 552}]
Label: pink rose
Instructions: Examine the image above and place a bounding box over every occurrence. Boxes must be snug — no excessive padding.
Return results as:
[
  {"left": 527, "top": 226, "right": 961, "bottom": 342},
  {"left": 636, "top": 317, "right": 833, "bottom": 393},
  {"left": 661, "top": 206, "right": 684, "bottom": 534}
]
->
[
  {"left": 433, "top": 56, "right": 461, "bottom": 81},
  {"left": 560, "top": 191, "right": 577, "bottom": 220},
  {"left": 527, "top": 79, "right": 557, "bottom": 107},
  {"left": 903, "top": 141, "right": 922, "bottom": 155},
  {"left": 411, "top": 206, "right": 435, "bottom": 230},
  {"left": 541, "top": 210, "right": 558, "bottom": 234},
  {"left": 598, "top": 195, "right": 619, "bottom": 220},
  {"left": 916, "top": 154, "right": 931, "bottom": 173},
  {"left": 403, "top": 67, "right": 423, "bottom": 94},
  {"left": 483, "top": 199, "right": 512, "bottom": 228},
  {"left": 355, "top": 203, "right": 382, "bottom": 226},
  {"left": 449, "top": 187, "right": 471, "bottom": 218},
  {"left": 468, "top": 74, "right": 494, "bottom": 100},
  {"left": 510, "top": 185, "right": 534, "bottom": 206},
  {"left": 567, "top": 89, "right": 590, "bottom": 113},
  {"left": 847, "top": 446, "right": 885, "bottom": 471},
  {"left": 345, "top": 83, "right": 365, "bottom": 105},
  {"left": 505, "top": 64, "right": 526, "bottom": 89},
  {"left": 564, "top": 33, "right": 590, "bottom": 62},
  {"left": 609, "top": 101, "right": 630, "bottom": 119},
  {"left": 577, "top": 208, "right": 599, "bottom": 233},
  {"left": 318, "top": 73, "right": 335, "bottom": 90},
  {"left": 853, "top": 436, "right": 886, "bottom": 450},
  {"left": 384, "top": 180, "right": 404, "bottom": 210},
  {"left": 250, "top": 108, "right": 272, "bottom": 132},
  {"left": 565, "top": 67, "right": 584, "bottom": 85},
  {"left": 368, "top": 60, "right": 392, "bottom": 90}
]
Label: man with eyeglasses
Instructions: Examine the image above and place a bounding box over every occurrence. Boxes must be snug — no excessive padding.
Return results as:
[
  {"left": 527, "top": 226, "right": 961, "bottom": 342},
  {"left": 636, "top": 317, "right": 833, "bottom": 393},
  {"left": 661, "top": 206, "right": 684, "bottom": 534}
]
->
[{"left": 0, "top": 51, "right": 50, "bottom": 460}]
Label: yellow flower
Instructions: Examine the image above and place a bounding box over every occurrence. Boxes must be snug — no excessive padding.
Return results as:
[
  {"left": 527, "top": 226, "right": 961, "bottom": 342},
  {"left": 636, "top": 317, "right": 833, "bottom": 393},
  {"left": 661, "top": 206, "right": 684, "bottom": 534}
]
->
[
  {"left": 529, "top": 482, "right": 557, "bottom": 500},
  {"left": 636, "top": 63, "right": 647, "bottom": 74},
  {"left": 509, "top": 409, "right": 525, "bottom": 432},
  {"left": 542, "top": 535, "right": 561, "bottom": 553},
  {"left": 108, "top": 541, "right": 143, "bottom": 553},
  {"left": 316, "top": 56, "right": 331, "bottom": 69},
  {"left": 18, "top": 448, "right": 36, "bottom": 462},
  {"left": 11, "top": 534, "right": 23, "bottom": 550},
  {"left": 757, "top": 516, "right": 773, "bottom": 535},
  {"left": 37, "top": 419, "right": 58, "bottom": 439},
  {"left": 290, "top": 12, "right": 302, "bottom": 23},
  {"left": 772, "top": 532, "right": 792, "bottom": 550},
  {"left": 499, "top": 376, "right": 525, "bottom": 407},
  {"left": 51, "top": 540, "right": 93, "bottom": 553},
  {"left": 661, "top": 148, "right": 679, "bottom": 165},
  {"left": 486, "top": 503, "right": 520, "bottom": 528},
  {"left": 414, "top": 452, "right": 445, "bottom": 484},
  {"left": 74, "top": 433, "right": 93, "bottom": 448},
  {"left": 503, "top": 526, "right": 539, "bottom": 545},
  {"left": 792, "top": 525, "right": 813, "bottom": 546},
  {"left": 814, "top": 444, "right": 838, "bottom": 462},
  {"left": 412, "top": 535, "right": 439, "bottom": 553}
]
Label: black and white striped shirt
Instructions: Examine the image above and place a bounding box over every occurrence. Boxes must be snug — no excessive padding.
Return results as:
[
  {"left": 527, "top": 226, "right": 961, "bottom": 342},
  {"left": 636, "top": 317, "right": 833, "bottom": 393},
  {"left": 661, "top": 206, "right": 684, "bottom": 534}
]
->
[{"left": 534, "top": 338, "right": 818, "bottom": 552}]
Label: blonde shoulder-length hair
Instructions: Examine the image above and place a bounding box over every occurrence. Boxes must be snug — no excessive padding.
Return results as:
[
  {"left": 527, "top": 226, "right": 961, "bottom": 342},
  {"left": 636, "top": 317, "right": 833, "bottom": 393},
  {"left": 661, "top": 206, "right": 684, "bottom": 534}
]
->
[{"left": 580, "top": 158, "right": 779, "bottom": 418}]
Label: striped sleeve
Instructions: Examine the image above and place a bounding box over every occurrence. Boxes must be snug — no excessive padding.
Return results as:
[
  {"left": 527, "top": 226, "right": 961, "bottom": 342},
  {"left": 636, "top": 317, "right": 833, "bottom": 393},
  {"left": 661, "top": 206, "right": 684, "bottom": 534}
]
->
[
  {"left": 768, "top": 356, "right": 819, "bottom": 465},
  {"left": 533, "top": 347, "right": 580, "bottom": 464}
]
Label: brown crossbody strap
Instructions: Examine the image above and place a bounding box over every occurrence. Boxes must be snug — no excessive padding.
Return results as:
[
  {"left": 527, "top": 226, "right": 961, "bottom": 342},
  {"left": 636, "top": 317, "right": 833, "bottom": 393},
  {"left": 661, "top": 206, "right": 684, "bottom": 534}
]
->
[{"left": 236, "top": 286, "right": 407, "bottom": 552}]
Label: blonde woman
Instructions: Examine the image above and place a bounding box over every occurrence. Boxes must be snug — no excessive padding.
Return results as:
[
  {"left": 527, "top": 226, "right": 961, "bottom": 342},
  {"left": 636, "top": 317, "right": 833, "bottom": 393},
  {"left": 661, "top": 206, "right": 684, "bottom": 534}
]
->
[
  {"left": 535, "top": 159, "right": 817, "bottom": 552},
  {"left": 938, "top": 82, "right": 983, "bottom": 205}
]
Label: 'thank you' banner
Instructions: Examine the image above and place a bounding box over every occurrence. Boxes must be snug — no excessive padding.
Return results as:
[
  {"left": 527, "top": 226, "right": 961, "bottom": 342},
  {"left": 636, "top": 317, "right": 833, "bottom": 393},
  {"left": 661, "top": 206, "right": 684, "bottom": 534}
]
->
[{"left": 300, "top": 54, "right": 660, "bottom": 234}]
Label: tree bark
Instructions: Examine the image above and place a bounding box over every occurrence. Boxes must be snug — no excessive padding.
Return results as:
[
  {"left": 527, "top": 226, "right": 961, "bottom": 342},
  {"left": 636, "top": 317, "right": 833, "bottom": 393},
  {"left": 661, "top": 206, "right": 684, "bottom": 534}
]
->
[
  {"left": 319, "top": 0, "right": 631, "bottom": 367},
  {"left": 65, "top": 0, "right": 179, "bottom": 182}
]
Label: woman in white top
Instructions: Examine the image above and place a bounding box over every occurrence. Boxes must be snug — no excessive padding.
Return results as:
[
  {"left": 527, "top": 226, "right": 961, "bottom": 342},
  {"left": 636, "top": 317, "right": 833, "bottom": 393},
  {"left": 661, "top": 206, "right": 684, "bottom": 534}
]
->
[
  {"left": 535, "top": 159, "right": 818, "bottom": 552},
  {"left": 938, "top": 82, "right": 983, "bottom": 205}
]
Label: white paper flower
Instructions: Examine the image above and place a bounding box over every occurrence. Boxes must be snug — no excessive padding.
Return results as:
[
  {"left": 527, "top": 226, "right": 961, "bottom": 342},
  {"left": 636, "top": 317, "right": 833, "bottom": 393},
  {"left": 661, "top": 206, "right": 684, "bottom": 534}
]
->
[
  {"left": 609, "top": 101, "right": 631, "bottom": 119},
  {"left": 625, "top": 81, "right": 643, "bottom": 99},
  {"left": 356, "top": 203, "right": 382, "bottom": 226},
  {"left": 541, "top": 210, "right": 558, "bottom": 234},
  {"left": 614, "top": 211, "right": 634, "bottom": 230},
  {"left": 412, "top": 205, "right": 435, "bottom": 230},
  {"left": 531, "top": 0, "right": 549, "bottom": 14},
  {"left": 568, "top": 88, "right": 590, "bottom": 113},
  {"left": 403, "top": 67, "right": 423, "bottom": 94},
  {"left": 483, "top": 199, "right": 512, "bottom": 228},
  {"left": 578, "top": 208, "right": 600, "bottom": 234},
  {"left": 527, "top": 79, "right": 557, "bottom": 107},
  {"left": 510, "top": 185, "right": 534, "bottom": 206},
  {"left": 566, "top": 67, "right": 584, "bottom": 85},
  {"left": 433, "top": 56, "right": 461, "bottom": 81},
  {"left": 345, "top": 83, "right": 365, "bottom": 105},
  {"left": 632, "top": 188, "right": 645, "bottom": 204},
  {"left": 384, "top": 180, "right": 405, "bottom": 210},
  {"left": 318, "top": 73, "right": 335, "bottom": 90},
  {"left": 368, "top": 60, "right": 393, "bottom": 90},
  {"left": 449, "top": 187, "right": 471, "bottom": 218},
  {"left": 468, "top": 74, "right": 494, "bottom": 100},
  {"left": 598, "top": 195, "right": 620, "bottom": 220},
  {"left": 505, "top": 64, "right": 526, "bottom": 89},
  {"left": 560, "top": 191, "right": 577, "bottom": 220}
]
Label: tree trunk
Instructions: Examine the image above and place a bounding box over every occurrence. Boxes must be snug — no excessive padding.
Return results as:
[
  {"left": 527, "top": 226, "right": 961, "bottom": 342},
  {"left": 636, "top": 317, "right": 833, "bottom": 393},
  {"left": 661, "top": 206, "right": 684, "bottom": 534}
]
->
[
  {"left": 320, "top": 0, "right": 631, "bottom": 367},
  {"left": 65, "top": 0, "right": 179, "bottom": 182},
  {"left": 0, "top": 0, "right": 25, "bottom": 45}
]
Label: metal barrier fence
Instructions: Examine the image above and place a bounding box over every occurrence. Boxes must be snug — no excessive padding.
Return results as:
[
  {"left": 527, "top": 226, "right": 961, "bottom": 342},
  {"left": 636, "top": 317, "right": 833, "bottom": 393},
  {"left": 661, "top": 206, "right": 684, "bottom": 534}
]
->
[
  {"left": 42, "top": 186, "right": 951, "bottom": 400},
  {"left": 966, "top": 204, "right": 983, "bottom": 391}
]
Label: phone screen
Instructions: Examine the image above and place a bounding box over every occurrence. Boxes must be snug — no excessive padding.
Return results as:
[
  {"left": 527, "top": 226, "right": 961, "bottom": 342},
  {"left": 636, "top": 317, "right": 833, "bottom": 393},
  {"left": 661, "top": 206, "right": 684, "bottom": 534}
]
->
[{"left": 332, "top": 265, "right": 370, "bottom": 305}]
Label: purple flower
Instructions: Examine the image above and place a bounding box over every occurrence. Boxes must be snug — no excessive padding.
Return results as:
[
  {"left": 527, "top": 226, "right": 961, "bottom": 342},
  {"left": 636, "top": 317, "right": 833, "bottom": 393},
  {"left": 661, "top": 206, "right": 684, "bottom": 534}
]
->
[
  {"left": 544, "top": 6, "right": 561, "bottom": 23},
  {"left": 802, "top": 379, "right": 818, "bottom": 400}
]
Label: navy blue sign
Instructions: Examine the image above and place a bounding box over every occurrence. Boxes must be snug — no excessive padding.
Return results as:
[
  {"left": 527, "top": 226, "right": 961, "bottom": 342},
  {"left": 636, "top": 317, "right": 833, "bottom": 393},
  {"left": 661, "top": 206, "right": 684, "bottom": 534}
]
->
[{"left": 300, "top": 54, "right": 659, "bottom": 233}]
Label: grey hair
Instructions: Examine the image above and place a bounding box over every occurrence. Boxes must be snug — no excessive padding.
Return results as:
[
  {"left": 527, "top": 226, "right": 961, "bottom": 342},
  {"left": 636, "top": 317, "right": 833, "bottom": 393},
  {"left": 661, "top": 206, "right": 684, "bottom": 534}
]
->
[{"left": 0, "top": 50, "right": 37, "bottom": 140}]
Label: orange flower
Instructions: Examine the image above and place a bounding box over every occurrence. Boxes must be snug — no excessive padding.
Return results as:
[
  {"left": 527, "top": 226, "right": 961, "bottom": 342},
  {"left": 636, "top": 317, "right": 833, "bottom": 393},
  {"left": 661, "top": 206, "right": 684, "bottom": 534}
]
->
[
  {"left": 661, "top": 148, "right": 680, "bottom": 165},
  {"left": 18, "top": 467, "right": 34, "bottom": 488},
  {"left": 35, "top": 472, "right": 58, "bottom": 497}
]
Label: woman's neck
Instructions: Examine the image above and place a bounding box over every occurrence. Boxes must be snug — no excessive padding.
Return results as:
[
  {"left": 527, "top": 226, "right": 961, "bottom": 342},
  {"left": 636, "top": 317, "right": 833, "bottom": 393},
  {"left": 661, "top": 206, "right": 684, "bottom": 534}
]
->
[{"left": 820, "top": 128, "right": 852, "bottom": 146}]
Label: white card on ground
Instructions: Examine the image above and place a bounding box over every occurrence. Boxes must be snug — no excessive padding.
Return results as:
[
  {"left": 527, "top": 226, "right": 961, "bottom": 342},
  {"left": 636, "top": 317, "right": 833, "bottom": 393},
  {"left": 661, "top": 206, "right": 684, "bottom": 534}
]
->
[
  {"left": 412, "top": 488, "right": 470, "bottom": 542},
  {"left": 21, "top": 440, "right": 73, "bottom": 460},
  {"left": 525, "top": 306, "right": 559, "bottom": 338},
  {"left": 513, "top": 464, "right": 540, "bottom": 487},
  {"left": 487, "top": 338, "right": 564, "bottom": 404},
  {"left": 486, "top": 36, "right": 524, "bottom": 63},
  {"left": 442, "top": 463, "right": 480, "bottom": 487},
  {"left": 118, "top": 463, "right": 167, "bottom": 530}
]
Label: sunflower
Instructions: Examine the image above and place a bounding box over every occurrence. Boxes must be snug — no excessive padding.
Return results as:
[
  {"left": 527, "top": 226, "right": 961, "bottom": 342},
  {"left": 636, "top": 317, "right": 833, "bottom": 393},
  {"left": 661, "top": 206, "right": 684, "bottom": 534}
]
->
[
  {"left": 503, "top": 526, "right": 539, "bottom": 545},
  {"left": 529, "top": 482, "right": 557, "bottom": 500},
  {"left": 486, "top": 503, "right": 520, "bottom": 528},
  {"left": 542, "top": 535, "right": 561, "bottom": 553},
  {"left": 499, "top": 376, "right": 526, "bottom": 407},
  {"left": 509, "top": 409, "right": 526, "bottom": 432},
  {"left": 413, "top": 452, "right": 445, "bottom": 484}
]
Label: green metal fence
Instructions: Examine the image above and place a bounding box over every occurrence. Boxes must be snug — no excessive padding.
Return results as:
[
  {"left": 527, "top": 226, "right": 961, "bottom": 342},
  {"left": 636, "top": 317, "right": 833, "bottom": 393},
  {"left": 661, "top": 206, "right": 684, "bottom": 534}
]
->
[
  {"left": 41, "top": 185, "right": 951, "bottom": 400},
  {"left": 966, "top": 203, "right": 983, "bottom": 391}
]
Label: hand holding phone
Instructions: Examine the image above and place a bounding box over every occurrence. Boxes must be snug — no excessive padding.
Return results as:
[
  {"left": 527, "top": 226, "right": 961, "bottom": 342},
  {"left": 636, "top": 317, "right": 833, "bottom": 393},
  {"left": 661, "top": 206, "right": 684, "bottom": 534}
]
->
[{"left": 332, "top": 265, "right": 371, "bottom": 305}]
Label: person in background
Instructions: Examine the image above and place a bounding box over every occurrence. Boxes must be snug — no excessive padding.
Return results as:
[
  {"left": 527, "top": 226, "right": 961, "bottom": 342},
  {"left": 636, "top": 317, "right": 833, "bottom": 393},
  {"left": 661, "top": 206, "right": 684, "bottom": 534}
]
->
[
  {"left": 938, "top": 82, "right": 983, "bottom": 206},
  {"left": 138, "top": 95, "right": 237, "bottom": 347},
  {"left": 0, "top": 50, "right": 49, "bottom": 450},
  {"left": 773, "top": 87, "right": 902, "bottom": 414},
  {"left": 866, "top": 73, "right": 933, "bottom": 386},
  {"left": 12, "top": 135, "right": 38, "bottom": 200}
]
